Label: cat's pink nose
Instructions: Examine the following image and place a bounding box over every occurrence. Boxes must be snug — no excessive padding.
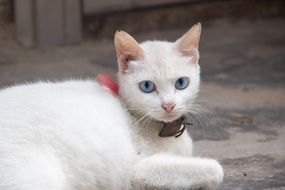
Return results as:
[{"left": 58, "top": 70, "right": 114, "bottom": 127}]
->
[{"left": 161, "top": 103, "right": 176, "bottom": 112}]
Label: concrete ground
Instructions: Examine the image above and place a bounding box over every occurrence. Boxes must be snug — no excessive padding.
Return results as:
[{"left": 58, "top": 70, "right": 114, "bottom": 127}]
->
[{"left": 0, "top": 18, "right": 285, "bottom": 189}]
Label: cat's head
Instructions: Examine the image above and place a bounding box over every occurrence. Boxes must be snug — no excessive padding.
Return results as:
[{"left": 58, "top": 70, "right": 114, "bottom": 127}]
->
[{"left": 115, "top": 24, "right": 201, "bottom": 123}]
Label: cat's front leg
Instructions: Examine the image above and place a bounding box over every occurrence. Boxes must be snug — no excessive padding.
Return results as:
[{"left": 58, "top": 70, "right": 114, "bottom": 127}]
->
[{"left": 131, "top": 154, "right": 223, "bottom": 190}]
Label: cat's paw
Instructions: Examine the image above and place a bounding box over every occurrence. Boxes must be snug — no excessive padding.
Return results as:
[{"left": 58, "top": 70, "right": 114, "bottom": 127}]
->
[
  {"left": 196, "top": 159, "right": 224, "bottom": 190},
  {"left": 130, "top": 164, "right": 149, "bottom": 190},
  {"left": 130, "top": 155, "right": 224, "bottom": 190}
]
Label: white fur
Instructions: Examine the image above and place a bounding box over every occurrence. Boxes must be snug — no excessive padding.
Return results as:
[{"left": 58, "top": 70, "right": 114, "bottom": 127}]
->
[
  {"left": 0, "top": 39, "right": 223, "bottom": 189},
  {"left": 131, "top": 154, "right": 223, "bottom": 190},
  {"left": 0, "top": 81, "right": 135, "bottom": 190}
]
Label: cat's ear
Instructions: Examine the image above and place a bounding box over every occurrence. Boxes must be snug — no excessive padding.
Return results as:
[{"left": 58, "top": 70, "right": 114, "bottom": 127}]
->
[
  {"left": 176, "top": 23, "right": 202, "bottom": 63},
  {"left": 114, "top": 31, "right": 143, "bottom": 73}
]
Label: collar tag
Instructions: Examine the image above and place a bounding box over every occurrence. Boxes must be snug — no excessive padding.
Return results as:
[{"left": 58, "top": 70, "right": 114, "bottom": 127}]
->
[{"left": 159, "top": 117, "right": 187, "bottom": 138}]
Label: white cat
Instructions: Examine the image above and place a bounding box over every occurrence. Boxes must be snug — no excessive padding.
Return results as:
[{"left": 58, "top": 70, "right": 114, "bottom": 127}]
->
[{"left": 0, "top": 24, "right": 223, "bottom": 190}]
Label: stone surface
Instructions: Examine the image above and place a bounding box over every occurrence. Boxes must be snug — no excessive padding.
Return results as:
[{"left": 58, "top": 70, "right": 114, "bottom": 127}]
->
[{"left": 0, "top": 18, "right": 285, "bottom": 189}]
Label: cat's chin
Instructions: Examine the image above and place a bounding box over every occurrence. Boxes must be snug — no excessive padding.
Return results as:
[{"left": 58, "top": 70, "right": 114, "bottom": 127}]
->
[{"left": 157, "top": 114, "right": 181, "bottom": 123}]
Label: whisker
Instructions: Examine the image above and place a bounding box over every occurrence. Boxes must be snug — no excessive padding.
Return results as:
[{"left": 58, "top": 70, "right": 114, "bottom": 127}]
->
[
  {"left": 142, "top": 117, "right": 152, "bottom": 135},
  {"left": 186, "top": 112, "right": 206, "bottom": 138},
  {"left": 184, "top": 101, "right": 213, "bottom": 139},
  {"left": 133, "top": 114, "right": 149, "bottom": 127},
  {"left": 124, "top": 107, "right": 146, "bottom": 111}
]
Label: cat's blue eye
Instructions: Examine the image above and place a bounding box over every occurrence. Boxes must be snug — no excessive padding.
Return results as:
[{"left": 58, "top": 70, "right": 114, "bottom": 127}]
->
[
  {"left": 139, "top": 80, "right": 155, "bottom": 93},
  {"left": 175, "top": 77, "right": 189, "bottom": 90}
]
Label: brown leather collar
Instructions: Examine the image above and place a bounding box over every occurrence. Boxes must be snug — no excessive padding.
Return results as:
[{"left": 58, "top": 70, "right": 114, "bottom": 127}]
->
[{"left": 159, "top": 116, "right": 191, "bottom": 138}]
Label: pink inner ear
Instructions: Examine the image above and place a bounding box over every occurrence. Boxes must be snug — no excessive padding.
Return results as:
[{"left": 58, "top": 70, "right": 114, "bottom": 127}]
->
[
  {"left": 181, "top": 48, "right": 199, "bottom": 63},
  {"left": 126, "top": 55, "right": 136, "bottom": 62},
  {"left": 119, "top": 52, "right": 144, "bottom": 73},
  {"left": 115, "top": 31, "right": 144, "bottom": 73}
]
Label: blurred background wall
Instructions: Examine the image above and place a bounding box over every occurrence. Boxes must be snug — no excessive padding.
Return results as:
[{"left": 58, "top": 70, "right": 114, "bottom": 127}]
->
[
  {"left": 0, "top": 0, "right": 12, "bottom": 29},
  {"left": 0, "top": 0, "right": 282, "bottom": 47},
  {"left": 83, "top": 0, "right": 285, "bottom": 38}
]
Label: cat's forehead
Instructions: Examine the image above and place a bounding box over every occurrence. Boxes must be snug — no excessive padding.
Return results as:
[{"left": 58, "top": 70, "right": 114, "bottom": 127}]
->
[
  {"left": 140, "top": 41, "right": 177, "bottom": 61},
  {"left": 137, "top": 41, "right": 193, "bottom": 79}
]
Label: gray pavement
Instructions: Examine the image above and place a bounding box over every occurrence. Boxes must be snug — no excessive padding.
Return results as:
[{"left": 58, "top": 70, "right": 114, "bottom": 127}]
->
[{"left": 0, "top": 18, "right": 285, "bottom": 189}]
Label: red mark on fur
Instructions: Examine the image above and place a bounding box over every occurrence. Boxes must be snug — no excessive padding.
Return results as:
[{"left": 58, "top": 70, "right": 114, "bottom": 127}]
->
[{"left": 96, "top": 74, "right": 119, "bottom": 96}]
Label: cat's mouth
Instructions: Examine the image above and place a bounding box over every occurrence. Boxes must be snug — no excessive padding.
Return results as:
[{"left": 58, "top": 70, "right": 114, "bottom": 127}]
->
[
  {"left": 160, "top": 114, "right": 180, "bottom": 122},
  {"left": 155, "top": 106, "right": 187, "bottom": 123},
  {"left": 155, "top": 112, "right": 183, "bottom": 123}
]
